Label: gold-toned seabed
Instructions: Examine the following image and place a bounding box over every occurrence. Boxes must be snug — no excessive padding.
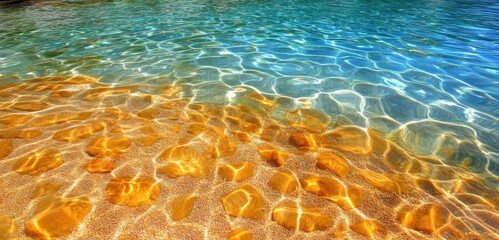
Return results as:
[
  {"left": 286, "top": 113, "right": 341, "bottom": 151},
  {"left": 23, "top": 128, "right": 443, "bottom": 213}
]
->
[{"left": 0, "top": 75, "right": 497, "bottom": 240}]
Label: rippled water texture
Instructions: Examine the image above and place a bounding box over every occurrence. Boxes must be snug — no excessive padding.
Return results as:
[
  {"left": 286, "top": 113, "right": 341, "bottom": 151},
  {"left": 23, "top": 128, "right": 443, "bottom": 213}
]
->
[{"left": 0, "top": 0, "right": 498, "bottom": 239}]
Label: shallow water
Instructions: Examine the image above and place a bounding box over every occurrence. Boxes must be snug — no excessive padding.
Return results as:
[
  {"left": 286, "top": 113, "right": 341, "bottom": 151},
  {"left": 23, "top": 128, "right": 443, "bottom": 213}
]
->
[{"left": 0, "top": 0, "right": 498, "bottom": 239}]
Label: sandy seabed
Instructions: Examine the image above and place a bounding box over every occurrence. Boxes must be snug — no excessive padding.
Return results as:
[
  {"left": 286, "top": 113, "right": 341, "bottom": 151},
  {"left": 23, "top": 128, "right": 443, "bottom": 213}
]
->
[{"left": 0, "top": 75, "right": 497, "bottom": 240}]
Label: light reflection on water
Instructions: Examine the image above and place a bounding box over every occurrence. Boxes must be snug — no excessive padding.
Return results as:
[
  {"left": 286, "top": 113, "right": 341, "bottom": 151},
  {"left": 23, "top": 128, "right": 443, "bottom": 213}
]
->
[
  {"left": 0, "top": 0, "right": 498, "bottom": 239},
  {"left": 0, "top": 76, "right": 497, "bottom": 239}
]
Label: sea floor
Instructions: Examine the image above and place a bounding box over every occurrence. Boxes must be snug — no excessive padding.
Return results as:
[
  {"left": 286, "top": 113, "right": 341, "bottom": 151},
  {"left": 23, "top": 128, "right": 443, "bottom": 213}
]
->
[{"left": 0, "top": 75, "right": 497, "bottom": 239}]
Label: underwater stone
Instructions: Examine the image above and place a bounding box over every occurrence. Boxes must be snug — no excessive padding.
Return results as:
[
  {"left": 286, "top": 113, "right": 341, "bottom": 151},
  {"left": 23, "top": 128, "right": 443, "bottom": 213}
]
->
[
  {"left": 258, "top": 148, "right": 290, "bottom": 167},
  {"left": 392, "top": 120, "right": 476, "bottom": 156},
  {"left": 134, "top": 134, "right": 164, "bottom": 147},
  {"left": 187, "top": 123, "right": 207, "bottom": 135},
  {"left": 268, "top": 171, "right": 298, "bottom": 194},
  {"left": 50, "top": 90, "right": 73, "bottom": 98},
  {"left": 13, "top": 149, "right": 63, "bottom": 176},
  {"left": 106, "top": 177, "right": 160, "bottom": 206},
  {"left": 0, "top": 114, "right": 34, "bottom": 128},
  {"left": 86, "top": 136, "right": 132, "bottom": 159},
  {"left": 231, "top": 130, "right": 252, "bottom": 143},
  {"left": 137, "top": 108, "right": 160, "bottom": 119},
  {"left": 218, "top": 162, "right": 254, "bottom": 182},
  {"left": 316, "top": 152, "right": 350, "bottom": 177},
  {"left": 0, "top": 140, "right": 13, "bottom": 160},
  {"left": 289, "top": 132, "right": 317, "bottom": 151},
  {"left": 350, "top": 220, "right": 386, "bottom": 238},
  {"left": 171, "top": 195, "right": 197, "bottom": 221},
  {"left": 320, "top": 126, "right": 370, "bottom": 155},
  {"left": 334, "top": 223, "right": 348, "bottom": 238},
  {"left": 0, "top": 129, "right": 43, "bottom": 139},
  {"left": 10, "top": 101, "right": 49, "bottom": 111},
  {"left": 221, "top": 185, "right": 265, "bottom": 219},
  {"left": 300, "top": 175, "right": 361, "bottom": 210},
  {"left": 83, "top": 159, "right": 115, "bottom": 173},
  {"left": 212, "top": 135, "right": 238, "bottom": 158},
  {"left": 272, "top": 203, "right": 333, "bottom": 232},
  {"left": 30, "top": 182, "right": 62, "bottom": 199},
  {"left": 158, "top": 145, "right": 213, "bottom": 179},
  {"left": 397, "top": 204, "right": 450, "bottom": 234},
  {"left": 104, "top": 108, "right": 132, "bottom": 120},
  {"left": 358, "top": 169, "right": 411, "bottom": 194},
  {"left": 384, "top": 143, "right": 413, "bottom": 171},
  {"left": 0, "top": 215, "right": 16, "bottom": 239},
  {"left": 25, "top": 197, "right": 92, "bottom": 239},
  {"left": 452, "top": 141, "right": 488, "bottom": 173}
]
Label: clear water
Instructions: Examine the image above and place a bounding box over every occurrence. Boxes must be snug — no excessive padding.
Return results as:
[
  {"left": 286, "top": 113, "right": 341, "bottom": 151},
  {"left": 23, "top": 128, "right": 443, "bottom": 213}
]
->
[
  {"left": 0, "top": 0, "right": 498, "bottom": 239},
  {"left": 1, "top": 0, "right": 498, "bottom": 153}
]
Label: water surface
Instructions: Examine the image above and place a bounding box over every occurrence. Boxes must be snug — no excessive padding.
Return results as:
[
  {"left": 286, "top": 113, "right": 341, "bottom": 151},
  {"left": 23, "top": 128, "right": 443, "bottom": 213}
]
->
[{"left": 0, "top": 0, "right": 498, "bottom": 239}]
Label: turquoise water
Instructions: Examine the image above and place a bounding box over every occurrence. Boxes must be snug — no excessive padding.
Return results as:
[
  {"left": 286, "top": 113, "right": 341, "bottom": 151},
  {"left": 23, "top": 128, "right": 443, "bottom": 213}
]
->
[
  {"left": 1, "top": 1, "right": 498, "bottom": 171},
  {"left": 1, "top": 0, "right": 499, "bottom": 239},
  {"left": 1, "top": 0, "right": 498, "bottom": 173}
]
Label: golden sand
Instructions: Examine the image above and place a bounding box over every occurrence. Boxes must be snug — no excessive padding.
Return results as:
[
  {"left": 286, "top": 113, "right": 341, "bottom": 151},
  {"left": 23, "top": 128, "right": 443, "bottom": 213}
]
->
[{"left": 0, "top": 75, "right": 498, "bottom": 239}]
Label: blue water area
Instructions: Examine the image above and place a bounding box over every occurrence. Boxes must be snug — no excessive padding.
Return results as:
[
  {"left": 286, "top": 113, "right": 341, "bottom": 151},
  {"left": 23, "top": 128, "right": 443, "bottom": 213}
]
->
[{"left": 0, "top": 0, "right": 498, "bottom": 173}]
